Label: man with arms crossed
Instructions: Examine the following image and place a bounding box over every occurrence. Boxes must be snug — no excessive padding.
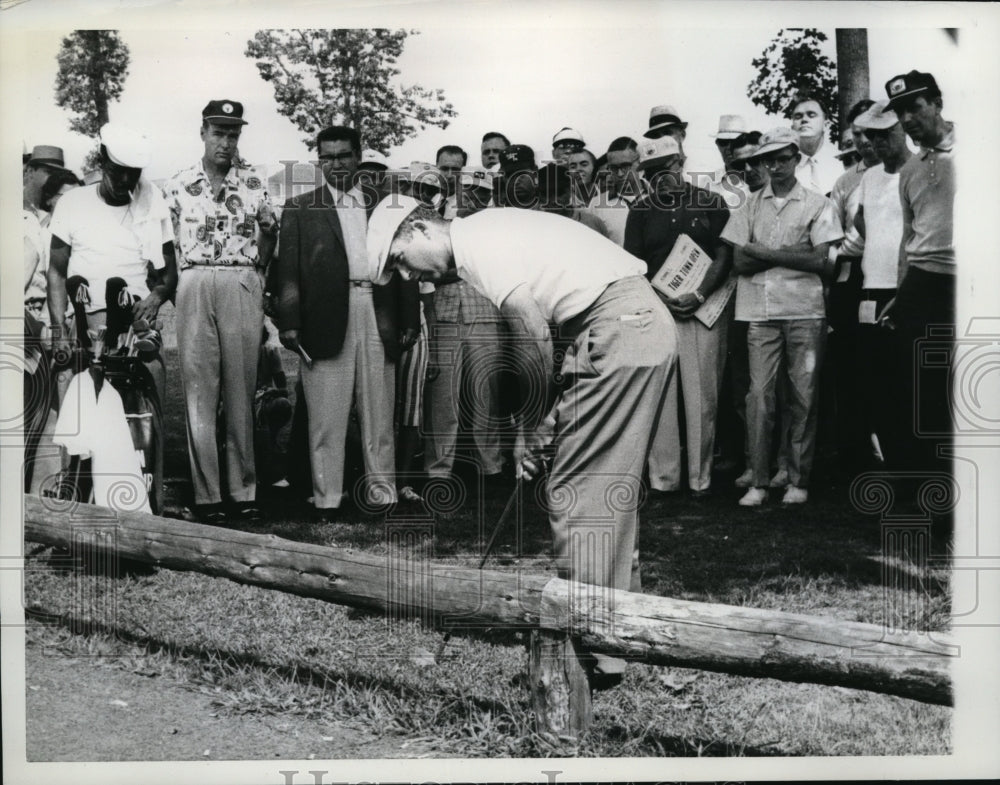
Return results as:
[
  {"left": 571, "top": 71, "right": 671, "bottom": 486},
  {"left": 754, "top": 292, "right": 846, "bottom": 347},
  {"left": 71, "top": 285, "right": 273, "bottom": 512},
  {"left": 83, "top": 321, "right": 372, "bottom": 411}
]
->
[{"left": 721, "top": 128, "right": 843, "bottom": 506}]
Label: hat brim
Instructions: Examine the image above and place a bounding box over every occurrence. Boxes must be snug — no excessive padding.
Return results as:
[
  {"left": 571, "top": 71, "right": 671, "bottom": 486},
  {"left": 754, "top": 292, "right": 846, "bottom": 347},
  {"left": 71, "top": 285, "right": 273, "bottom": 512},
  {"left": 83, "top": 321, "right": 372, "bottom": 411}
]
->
[
  {"left": 643, "top": 121, "right": 689, "bottom": 138},
  {"left": 203, "top": 116, "right": 249, "bottom": 126},
  {"left": 367, "top": 195, "right": 422, "bottom": 286},
  {"left": 855, "top": 117, "right": 900, "bottom": 131},
  {"left": 29, "top": 159, "right": 69, "bottom": 171},
  {"left": 753, "top": 140, "right": 798, "bottom": 158},
  {"left": 637, "top": 154, "right": 680, "bottom": 171},
  {"left": 359, "top": 162, "right": 388, "bottom": 171},
  {"left": 712, "top": 131, "right": 745, "bottom": 140},
  {"left": 885, "top": 87, "right": 930, "bottom": 111}
]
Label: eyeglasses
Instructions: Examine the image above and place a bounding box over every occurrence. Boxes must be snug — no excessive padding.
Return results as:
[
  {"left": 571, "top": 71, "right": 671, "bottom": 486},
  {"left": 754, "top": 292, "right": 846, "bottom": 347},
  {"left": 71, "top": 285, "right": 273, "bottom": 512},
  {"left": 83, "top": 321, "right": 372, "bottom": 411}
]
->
[
  {"left": 318, "top": 152, "right": 357, "bottom": 163},
  {"left": 481, "top": 147, "right": 505, "bottom": 156},
  {"left": 762, "top": 153, "right": 797, "bottom": 167},
  {"left": 607, "top": 162, "right": 637, "bottom": 174}
]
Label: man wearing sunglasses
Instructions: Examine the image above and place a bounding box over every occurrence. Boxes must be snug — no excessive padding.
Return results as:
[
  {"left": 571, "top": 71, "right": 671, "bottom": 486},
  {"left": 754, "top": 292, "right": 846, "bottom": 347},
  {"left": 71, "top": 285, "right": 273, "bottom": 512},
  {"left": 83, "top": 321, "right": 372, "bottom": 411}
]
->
[{"left": 720, "top": 127, "right": 843, "bottom": 506}]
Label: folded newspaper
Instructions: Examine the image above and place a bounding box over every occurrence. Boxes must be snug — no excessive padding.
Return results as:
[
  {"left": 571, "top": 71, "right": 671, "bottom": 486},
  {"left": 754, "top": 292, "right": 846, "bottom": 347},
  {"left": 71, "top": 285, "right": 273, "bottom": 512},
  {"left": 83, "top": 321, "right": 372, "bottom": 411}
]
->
[{"left": 649, "top": 233, "right": 736, "bottom": 328}]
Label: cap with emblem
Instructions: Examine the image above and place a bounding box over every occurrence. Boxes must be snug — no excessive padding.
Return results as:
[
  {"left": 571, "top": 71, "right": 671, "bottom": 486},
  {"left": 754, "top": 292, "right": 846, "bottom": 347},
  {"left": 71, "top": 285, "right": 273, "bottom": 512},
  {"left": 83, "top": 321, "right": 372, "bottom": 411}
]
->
[
  {"left": 753, "top": 127, "right": 801, "bottom": 158},
  {"left": 711, "top": 114, "right": 749, "bottom": 140},
  {"left": 644, "top": 104, "right": 689, "bottom": 138},
  {"left": 885, "top": 70, "right": 941, "bottom": 110},
  {"left": 26, "top": 145, "right": 68, "bottom": 170},
  {"left": 367, "top": 195, "right": 423, "bottom": 285},
  {"left": 854, "top": 99, "right": 900, "bottom": 131},
  {"left": 636, "top": 136, "right": 682, "bottom": 170},
  {"left": 402, "top": 161, "right": 444, "bottom": 190},
  {"left": 202, "top": 99, "right": 248, "bottom": 126},
  {"left": 100, "top": 123, "right": 151, "bottom": 169},
  {"left": 359, "top": 149, "right": 389, "bottom": 170},
  {"left": 459, "top": 166, "right": 494, "bottom": 191},
  {"left": 498, "top": 144, "right": 537, "bottom": 174},
  {"left": 552, "top": 127, "right": 586, "bottom": 149}
]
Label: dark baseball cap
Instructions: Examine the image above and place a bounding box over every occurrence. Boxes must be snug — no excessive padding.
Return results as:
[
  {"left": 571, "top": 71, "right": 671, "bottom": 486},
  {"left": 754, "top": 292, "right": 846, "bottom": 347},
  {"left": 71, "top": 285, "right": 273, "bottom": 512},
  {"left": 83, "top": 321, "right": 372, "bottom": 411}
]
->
[
  {"left": 202, "top": 99, "right": 248, "bottom": 126},
  {"left": 885, "top": 71, "right": 941, "bottom": 110},
  {"left": 498, "top": 144, "right": 537, "bottom": 174}
]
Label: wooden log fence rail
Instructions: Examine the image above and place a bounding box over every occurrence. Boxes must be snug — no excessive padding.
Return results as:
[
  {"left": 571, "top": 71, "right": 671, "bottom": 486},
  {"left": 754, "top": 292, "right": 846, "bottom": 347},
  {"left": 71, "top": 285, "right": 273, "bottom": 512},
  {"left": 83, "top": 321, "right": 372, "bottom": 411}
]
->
[{"left": 22, "top": 495, "right": 955, "bottom": 738}]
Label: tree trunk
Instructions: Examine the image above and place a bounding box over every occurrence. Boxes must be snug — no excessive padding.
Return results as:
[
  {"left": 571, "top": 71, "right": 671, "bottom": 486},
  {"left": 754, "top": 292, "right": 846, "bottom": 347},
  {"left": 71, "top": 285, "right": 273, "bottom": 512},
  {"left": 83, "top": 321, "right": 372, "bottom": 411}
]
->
[
  {"left": 835, "top": 29, "right": 870, "bottom": 143},
  {"left": 23, "top": 495, "right": 955, "bottom": 707}
]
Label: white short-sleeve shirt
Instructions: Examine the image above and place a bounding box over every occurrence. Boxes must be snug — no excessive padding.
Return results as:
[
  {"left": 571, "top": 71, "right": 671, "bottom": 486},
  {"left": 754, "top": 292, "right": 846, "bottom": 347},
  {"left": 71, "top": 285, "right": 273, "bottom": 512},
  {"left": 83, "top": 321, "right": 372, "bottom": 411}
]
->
[
  {"left": 449, "top": 208, "right": 647, "bottom": 325},
  {"left": 857, "top": 164, "right": 903, "bottom": 290},
  {"left": 49, "top": 185, "right": 172, "bottom": 312}
]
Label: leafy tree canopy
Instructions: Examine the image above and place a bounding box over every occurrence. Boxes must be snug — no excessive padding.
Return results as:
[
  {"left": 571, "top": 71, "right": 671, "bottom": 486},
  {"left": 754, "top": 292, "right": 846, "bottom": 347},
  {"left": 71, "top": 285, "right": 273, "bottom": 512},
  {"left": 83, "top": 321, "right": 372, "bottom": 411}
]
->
[
  {"left": 245, "top": 29, "right": 457, "bottom": 153},
  {"left": 54, "top": 30, "right": 130, "bottom": 138},
  {"left": 748, "top": 28, "right": 839, "bottom": 143}
]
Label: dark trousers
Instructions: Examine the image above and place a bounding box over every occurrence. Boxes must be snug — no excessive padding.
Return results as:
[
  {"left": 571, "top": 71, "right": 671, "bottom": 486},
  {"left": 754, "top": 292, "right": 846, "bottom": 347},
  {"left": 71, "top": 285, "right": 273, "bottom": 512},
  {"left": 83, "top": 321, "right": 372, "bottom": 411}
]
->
[{"left": 885, "top": 268, "right": 956, "bottom": 476}]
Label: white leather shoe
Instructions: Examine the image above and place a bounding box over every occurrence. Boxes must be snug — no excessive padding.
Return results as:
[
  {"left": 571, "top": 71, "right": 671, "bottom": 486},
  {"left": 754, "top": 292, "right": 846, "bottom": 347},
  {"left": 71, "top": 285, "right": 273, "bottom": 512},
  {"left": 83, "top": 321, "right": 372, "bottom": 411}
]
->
[
  {"left": 739, "top": 487, "right": 769, "bottom": 507},
  {"left": 782, "top": 486, "right": 809, "bottom": 504}
]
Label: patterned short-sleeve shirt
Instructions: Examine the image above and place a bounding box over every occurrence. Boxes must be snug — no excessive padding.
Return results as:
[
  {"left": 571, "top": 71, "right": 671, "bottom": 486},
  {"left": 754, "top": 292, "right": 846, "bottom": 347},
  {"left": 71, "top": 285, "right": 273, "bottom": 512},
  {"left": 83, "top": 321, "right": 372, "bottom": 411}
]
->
[{"left": 163, "top": 161, "right": 274, "bottom": 269}]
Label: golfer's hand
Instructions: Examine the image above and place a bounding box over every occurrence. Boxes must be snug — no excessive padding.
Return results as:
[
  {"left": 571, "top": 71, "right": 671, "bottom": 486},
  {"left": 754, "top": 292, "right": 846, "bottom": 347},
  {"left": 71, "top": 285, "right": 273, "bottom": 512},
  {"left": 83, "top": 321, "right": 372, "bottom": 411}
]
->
[
  {"left": 514, "top": 423, "right": 554, "bottom": 481},
  {"left": 279, "top": 329, "right": 300, "bottom": 353}
]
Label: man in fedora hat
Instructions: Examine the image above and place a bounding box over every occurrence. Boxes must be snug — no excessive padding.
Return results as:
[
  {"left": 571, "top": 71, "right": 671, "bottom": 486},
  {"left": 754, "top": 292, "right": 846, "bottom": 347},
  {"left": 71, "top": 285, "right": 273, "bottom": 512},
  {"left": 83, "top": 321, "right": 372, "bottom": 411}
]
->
[
  {"left": 720, "top": 127, "right": 843, "bottom": 507},
  {"left": 163, "top": 99, "right": 277, "bottom": 525},
  {"left": 24, "top": 145, "right": 68, "bottom": 217},
  {"left": 643, "top": 104, "right": 689, "bottom": 145}
]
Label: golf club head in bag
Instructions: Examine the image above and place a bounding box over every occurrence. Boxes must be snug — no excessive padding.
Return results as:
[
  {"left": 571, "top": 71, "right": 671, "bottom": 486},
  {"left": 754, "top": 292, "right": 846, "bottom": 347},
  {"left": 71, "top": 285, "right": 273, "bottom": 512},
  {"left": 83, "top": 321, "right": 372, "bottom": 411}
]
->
[
  {"left": 104, "top": 277, "right": 132, "bottom": 353},
  {"left": 65, "top": 275, "right": 92, "bottom": 352}
]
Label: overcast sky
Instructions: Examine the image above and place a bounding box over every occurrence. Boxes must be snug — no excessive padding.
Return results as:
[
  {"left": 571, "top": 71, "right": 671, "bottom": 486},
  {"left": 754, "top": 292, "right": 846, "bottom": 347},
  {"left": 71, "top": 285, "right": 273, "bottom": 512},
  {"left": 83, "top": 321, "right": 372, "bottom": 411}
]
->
[{"left": 4, "top": 3, "right": 971, "bottom": 181}]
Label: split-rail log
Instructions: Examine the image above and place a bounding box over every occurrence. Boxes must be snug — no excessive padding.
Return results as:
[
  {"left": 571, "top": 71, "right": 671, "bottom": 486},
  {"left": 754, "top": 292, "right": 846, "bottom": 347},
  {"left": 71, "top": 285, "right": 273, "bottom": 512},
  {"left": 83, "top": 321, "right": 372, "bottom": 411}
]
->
[{"left": 24, "top": 495, "right": 954, "bottom": 738}]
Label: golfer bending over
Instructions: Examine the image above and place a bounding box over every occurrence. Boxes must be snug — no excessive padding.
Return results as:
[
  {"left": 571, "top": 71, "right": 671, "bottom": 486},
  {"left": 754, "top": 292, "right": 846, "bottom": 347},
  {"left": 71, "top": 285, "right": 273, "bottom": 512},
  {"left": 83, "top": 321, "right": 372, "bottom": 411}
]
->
[{"left": 368, "top": 196, "right": 676, "bottom": 685}]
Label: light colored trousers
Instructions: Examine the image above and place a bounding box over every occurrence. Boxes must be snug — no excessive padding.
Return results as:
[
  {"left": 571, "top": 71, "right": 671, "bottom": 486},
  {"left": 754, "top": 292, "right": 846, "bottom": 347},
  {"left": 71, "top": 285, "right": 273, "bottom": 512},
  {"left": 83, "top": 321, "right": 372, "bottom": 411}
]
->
[
  {"left": 300, "top": 286, "right": 396, "bottom": 510},
  {"left": 648, "top": 313, "right": 728, "bottom": 492},
  {"left": 550, "top": 277, "right": 675, "bottom": 594},
  {"left": 424, "top": 319, "right": 504, "bottom": 477},
  {"left": 176, "top": 266, "right": 263, "bottom": 506},
  {"left": 746, "top": 319, "right": 826, "bottom": 489}
]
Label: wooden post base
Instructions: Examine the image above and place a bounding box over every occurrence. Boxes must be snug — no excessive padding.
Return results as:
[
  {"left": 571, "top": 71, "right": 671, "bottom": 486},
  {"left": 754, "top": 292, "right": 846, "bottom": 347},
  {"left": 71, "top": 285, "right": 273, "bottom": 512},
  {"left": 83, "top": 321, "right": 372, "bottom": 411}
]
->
[{"left": 528, "top": 629, "right": 593, "bottom": 741}]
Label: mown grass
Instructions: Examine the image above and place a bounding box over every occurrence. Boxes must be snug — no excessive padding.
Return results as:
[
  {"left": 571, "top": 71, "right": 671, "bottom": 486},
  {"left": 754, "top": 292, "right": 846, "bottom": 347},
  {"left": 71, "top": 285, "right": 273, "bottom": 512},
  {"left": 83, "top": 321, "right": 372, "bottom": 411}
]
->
[{"left": 22, "top": 338, "right": 953, "bottom": 757}]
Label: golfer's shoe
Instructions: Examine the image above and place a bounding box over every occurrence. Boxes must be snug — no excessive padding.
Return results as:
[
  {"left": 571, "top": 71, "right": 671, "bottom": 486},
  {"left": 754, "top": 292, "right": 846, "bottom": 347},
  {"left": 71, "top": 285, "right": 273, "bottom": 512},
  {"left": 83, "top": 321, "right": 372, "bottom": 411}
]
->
[{"left": 738, "top": 487, "right": 769, "bottom": 507}]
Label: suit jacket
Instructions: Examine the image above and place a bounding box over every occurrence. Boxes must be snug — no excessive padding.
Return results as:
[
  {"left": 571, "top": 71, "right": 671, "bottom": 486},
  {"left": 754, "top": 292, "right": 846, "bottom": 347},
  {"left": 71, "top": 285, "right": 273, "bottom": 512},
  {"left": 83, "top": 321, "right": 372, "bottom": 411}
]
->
[{"left": 275, "top": 186, "right": 418, "bottom": 362}]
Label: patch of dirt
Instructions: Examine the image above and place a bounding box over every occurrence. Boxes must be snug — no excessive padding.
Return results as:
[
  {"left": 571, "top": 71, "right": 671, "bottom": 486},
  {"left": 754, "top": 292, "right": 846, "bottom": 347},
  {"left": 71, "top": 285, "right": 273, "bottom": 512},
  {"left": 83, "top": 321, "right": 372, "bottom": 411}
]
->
[{"left": 25, "top": 640, "right": 444, "bottom": 761}]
